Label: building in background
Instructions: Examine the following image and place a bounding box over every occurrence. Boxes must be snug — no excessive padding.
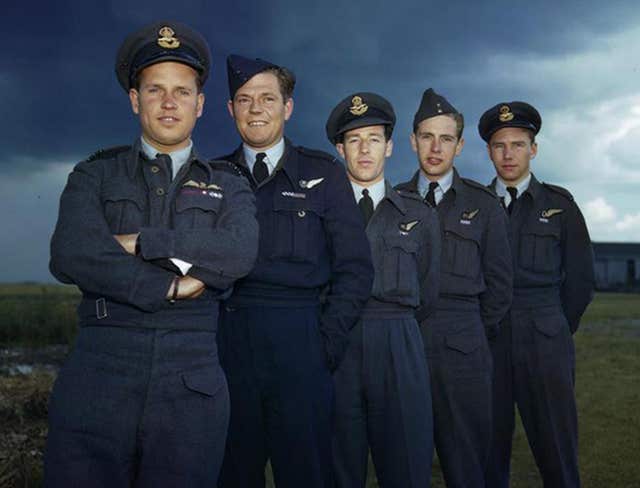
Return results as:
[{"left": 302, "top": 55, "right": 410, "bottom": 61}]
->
[{"left": 592, "top": 242, "right": 640, "bottom": 291}]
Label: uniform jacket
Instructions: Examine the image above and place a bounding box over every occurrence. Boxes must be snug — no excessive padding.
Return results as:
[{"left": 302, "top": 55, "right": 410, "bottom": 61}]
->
[
  {"left": 218, "top": 139, "right": 374, "bottom": 370},
  {"left": 396, "top": 168, "right": 513, "bottom": 335},
  {"left": 488, "top": 174, "right": 595, "bottom": 332},
  {"left": 50, "top": 139, "right": 258, "bottom": 329},
  {"left": 365, "top": 181, "right": 440, "bottom": 321}
]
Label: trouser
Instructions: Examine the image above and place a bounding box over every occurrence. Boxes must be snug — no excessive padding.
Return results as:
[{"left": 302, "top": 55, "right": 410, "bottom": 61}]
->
[
  {"left": 44, "top": 325, "right": 228, "bottom": 487},
  {"left": 217, "top": 304, "right": 334, "bottom": 488},
  {"left": 421, "top": 308, "right": 493, "bottom": 488},
  {"left": 487, "top": 304, "right": 580, "bottom": 488}
]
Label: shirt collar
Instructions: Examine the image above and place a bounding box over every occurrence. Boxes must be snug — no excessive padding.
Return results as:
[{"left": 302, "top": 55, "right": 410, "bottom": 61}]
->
[
  {"left": 495, "top": 172, "right": 532, "bottom": 199},
  {"left": 417, "top": 167, "right": 453, "bottom": 204},
  {"left": 351, "top": 178, "right": 386, "bottom": 209},
  {"left": 243, "top": 138, "right": 285, "bottom": 174},
  {"left": 140, "top": 136, "right": 193, "bottom": 179}
]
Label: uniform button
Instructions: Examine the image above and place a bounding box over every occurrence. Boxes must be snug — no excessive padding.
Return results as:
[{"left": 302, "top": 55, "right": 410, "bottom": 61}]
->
[
  {"left": 151, "top": 165, "right": 160, "bottom": 173},
  {"left": 156, "top": 188, "right": 165, "bottom": 196},
  {"left": 298, "top": 210, "right": 306, "bottom": 218}
]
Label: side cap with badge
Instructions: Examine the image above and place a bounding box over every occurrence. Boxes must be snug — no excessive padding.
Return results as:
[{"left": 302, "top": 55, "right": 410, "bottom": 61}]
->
[
  {"left": 326, "top": 92, "right": 396, "bottom": 144},
  {"left": 413, "top": 88, "right": 462, "bottom": 131},
  {"left": 226, "top": 54, "right": 295, "bottom": 100},
  {"left": 115, "top": 20, "right": 212, "bottom": 92},
  {"left": 478, "top": 101, "right": 541, "bottom": 143}
]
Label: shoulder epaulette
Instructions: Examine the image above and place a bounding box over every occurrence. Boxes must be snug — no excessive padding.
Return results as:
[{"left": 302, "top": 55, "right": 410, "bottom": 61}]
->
[
  {"left": 542, "top": 182, "right": 574, "bottom": 201},
  {"left": 297, "top": 146, "right": 337, "bottom": 163},
  {"left": 461, "top": 177, "right": 498, "bottom": 197},
  {"left": 82, "top": 145, "right": 130, "bottom": 163},
  {"left": 209, "top": 159, "right": 252, "bottom": 180}
]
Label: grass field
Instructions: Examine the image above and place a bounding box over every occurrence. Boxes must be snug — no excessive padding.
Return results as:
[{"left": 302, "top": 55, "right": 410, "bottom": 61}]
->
[{"left": 0, "top": 286, "right": 638, "bottom": 487}]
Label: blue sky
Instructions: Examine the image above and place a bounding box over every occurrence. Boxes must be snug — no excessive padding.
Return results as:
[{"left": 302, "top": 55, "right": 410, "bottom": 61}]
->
[{"left": 2, "top": 0, "right": 640, "bottom": 282}]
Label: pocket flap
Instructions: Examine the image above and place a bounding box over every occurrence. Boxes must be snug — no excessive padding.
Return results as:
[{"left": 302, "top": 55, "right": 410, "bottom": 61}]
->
[
  {"left": 182, "top": 367, "right": 225, "bottom": 397},
  {"left": 273, "top": 193, "right": 323, "bottom": 215},
  {"left": 522, "top": 221, "right": 561, "bottom": 238},
  {"left": 446, "top": 331, "right": 481, "bottom": 354},
  {"left": 533, "top": 313, "right": 567, "bottom": 337},
  {"left": 176, "top": 193, "right": 223, "bottom": 213},
  {"left": 101, "top": 178, "right": 144, "bottom": 208},
  {"left": 383, "top": 234, "right": 419, "bottom": 253},
  {"left": 443, "top": 221, "right": 481, "bottom": 245}
]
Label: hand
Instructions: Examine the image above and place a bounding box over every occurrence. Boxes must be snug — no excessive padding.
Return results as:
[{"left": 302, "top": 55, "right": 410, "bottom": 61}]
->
[
  {"left": 166, "top": 276, "right": 206, "bottom": 301},
  {"left": 113, "top": 233, "right": 139, "bottom": 255}
]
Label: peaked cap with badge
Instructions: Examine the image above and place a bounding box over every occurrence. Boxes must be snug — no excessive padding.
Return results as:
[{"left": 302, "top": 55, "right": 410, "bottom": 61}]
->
[
  {"left": 115, "top": 20, "right": 212, "bottom": 92},
  {"left": 226, "top": 54, "right": 295, "bottom": 99},
  {"left": 478, "top": 101, "right": 541, "bottom": 142},
  {"left": 325, "top": 92, "right": 396, "bottom": 144},
  {"left": 413, "top": 88, "right": 462, "bottom": 131}
]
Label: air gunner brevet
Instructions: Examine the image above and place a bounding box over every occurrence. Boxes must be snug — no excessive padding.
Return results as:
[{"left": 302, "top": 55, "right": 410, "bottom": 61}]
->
[
  {"left": 115, "top": 20, "right": 212, "bottom": 92},
  {"left": 478, "top": 101, "right": 542, "bottom": 143},
  {"left": 325, "top": 92, "right": 396, "bottom": 144}
]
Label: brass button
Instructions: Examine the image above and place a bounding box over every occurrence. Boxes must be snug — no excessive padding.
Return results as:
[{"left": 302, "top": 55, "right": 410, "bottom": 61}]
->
[
  {"left": 156, "top": 188, "right": 165, "bottom": 196},
  {"left": 298, "top": 210, "right": 306, "bottom": 218},
  {"left": 151, "top": 165, "right": 160, "bottom": 173}
]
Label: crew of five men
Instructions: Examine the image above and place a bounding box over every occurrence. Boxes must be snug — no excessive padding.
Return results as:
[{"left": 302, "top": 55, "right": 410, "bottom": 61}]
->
[{"left": 44, "top": 20, "right": 595, "bottom": 488}]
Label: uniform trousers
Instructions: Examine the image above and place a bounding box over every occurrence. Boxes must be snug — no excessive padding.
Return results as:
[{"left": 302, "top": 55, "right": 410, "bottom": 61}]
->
[
  {"left": 217, "top": 303, "right": 334, "bottom": 488},
  {"left": 332, "top": 311, "right": 433, "bottom": 488},
  {"left": 421, "top": 308, "right": 493, "bottom": 488},
  {"left": 44, "top": 325, "right": 229, "bottom": 487},
  {"left": 487, "top": 304, "right": 580, "bottom": 488}
]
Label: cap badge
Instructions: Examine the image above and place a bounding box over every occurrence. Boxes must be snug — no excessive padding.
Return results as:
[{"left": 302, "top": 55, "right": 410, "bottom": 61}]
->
[
  {"left": 157, "top": 26, "right": 180, "bottom": 49},
  {"left": 349, "top": 96, "right": 369, "bottom": 116},
  {"left": 499, "top": 105, "right": 514, "bottom": 122}
]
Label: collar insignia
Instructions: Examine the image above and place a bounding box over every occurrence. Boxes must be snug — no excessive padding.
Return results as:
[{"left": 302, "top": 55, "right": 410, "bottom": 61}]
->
[
  {"left": 399, "top": 220, "right": 420, "bottom": 233},
  {"left": 157, "top": 26, "right": 180, "bottom": 49},
  {"left": 498, "top": 105, "right": 514, "bottom": 122},
  {"left": 541, "top": 208, "right": 563, "bottom": 218},
  {"left": 299, "top": 177, "right": 324, "bottom": 189},
  {"left": 183, "top": 180, "right": 222, "bottom": 191},
  {"left": 349, "top": 96, "right": 369, "bottom": 116},
  {"left": 461, "top": 209, "right": 480, "bottom": 220}
]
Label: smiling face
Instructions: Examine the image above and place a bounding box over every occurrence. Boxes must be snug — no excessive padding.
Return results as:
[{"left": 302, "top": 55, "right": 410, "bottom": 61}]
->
[
  {"left": 227, "top": 71, "right": 293, "bottom": 150},
  {"left": 488, "top": 127, "right": 537, "bottom": 185},
  {"left": 336, "top": 124, "right": 392, "bottom": 187},
  {"left": 128, "top": 61, "right": 204, "bottom": 153},
  {"left": 410, "top": 114, "right": 464, "bottom": 181}
]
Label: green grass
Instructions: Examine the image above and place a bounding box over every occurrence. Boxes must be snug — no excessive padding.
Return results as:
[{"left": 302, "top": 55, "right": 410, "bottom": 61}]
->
[{"left": 0, "top": 288, "right": 638, "bottom": 487}]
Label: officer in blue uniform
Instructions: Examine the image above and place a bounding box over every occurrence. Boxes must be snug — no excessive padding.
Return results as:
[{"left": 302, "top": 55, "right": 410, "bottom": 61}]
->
[
  {"left": 326, "top": 92, "right": 440, "bottom": 488},
  {"left": 396, "top": 88, "right": 513, "bottom": 488},
  {"left": 44, "top": 21, "right": 258, "bottom": 487},
  {"left": 216, "top": 56, "right": 374, "bottom": 488},
  {"left": 479, "top": 101, "right": 595, "bottom": 488}
]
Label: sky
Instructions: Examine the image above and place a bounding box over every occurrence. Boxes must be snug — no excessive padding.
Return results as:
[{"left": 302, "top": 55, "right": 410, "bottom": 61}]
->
[{"left": 2, "top": 0, "right": 640, "bottom": 282}]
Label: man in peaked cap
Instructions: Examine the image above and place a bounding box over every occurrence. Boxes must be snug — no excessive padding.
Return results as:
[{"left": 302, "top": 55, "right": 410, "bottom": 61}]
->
[
  {"left": 326, "top": 92, "right": 440, "bottom": 487},
  {"left": 44, "top": 21, "right": 258, "bottom": 486},
  {"left": 216, "top": 56, "right": 373, "bottom": 487},
  {"left": 480, "top": 101, "right": 595, "bottom": 488},
  {"left": 396, "top": 88, "right": 513, "bottom": 488}
]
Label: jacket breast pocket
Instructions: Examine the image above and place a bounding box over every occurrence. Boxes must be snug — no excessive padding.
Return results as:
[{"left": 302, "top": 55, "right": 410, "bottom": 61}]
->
[
  {"left": 271, "top": 194, "right": 325, "bottom": 264},
  {"left": 175, "top": 192, "right": 223, "bottom": 229},
  {"left": 443, "top": 227, "right": 481, "bottom": 279},
  {"left": 101, "top": 179, "right": 145, "bottom": 233},
  {"left": 519, "top": 224, "right": 561, "bottom": 274},
  {"left": 380, "top": 234, "right": 420, "bottom": 304}
]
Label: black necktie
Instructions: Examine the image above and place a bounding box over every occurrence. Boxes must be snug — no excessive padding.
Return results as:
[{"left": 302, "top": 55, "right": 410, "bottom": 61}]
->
[
  {"left": 253, "top": 152, "right": 269, "bottom": 184},
  {"left": 425, "top": 181, "right": 439, "bottom": 207},
  {"left": 506, "top": 186, "right": 518, "bottom": 214},
  {"left": 359, "top": 189, "right": 374, "bottom": 224},
  {"left": 155, "top": 153, "right": 173, "bottom": 177}
]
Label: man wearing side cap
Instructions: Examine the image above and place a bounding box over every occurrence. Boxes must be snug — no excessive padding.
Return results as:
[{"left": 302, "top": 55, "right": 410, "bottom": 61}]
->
[
  {"left": 326, "top": 92, "right": 440, "bottom": 487},
  {"left": 216, "top": 56, "right": 373, "bottom": 487},
  {"left": 479, "top": 102, "right": 594, "bottom": 488},
  {"left": 396, "top": 88, "right": 512, "bottom": 488},
  {"left": 44, "top": 21, "right": 258, "bottom": 486}
]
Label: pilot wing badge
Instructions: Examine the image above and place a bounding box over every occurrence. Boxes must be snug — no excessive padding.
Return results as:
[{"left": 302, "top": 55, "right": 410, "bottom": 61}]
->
[
  {"left": 540, "top": 208, "right": 563, "bottom": 223},
  {"left": 460, "top": 209, "right": 479, "bottom": 225},
  {"left": 299, "top": 178, "right": 325, "bottom": 189},
  {"left": 399, "top": 220, "right": 420, "bottom": 235}
]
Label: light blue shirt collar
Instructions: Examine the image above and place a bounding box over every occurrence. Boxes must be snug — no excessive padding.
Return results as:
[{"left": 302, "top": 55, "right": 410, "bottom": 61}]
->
[
  {"left": 243, "top": 138, "right": 285, "bottom": 175},
  {"left": 417, "top": 168, "right": 453, "bottom": 205},
  {"left": 495, "top": 173, "right": 531, "bottom": 207},
  {"left": 140, "top": 136, "right": 192, "bottom": 179},
  {"left": 350, "top": 178, "right": 386, "bottom": 210}
]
